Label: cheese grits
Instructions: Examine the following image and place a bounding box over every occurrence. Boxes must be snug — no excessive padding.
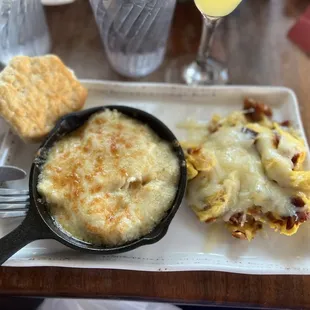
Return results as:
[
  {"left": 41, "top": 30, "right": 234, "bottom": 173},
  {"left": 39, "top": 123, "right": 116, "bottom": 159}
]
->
[{"left": 38, "top": 110, "right": 180, "bottom": 246}]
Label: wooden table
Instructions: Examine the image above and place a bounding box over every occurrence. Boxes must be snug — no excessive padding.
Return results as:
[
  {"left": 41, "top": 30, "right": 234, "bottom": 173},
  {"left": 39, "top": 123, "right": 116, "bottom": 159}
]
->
[{"left": 1, "top": 0, "right": 310, "bottom": 309}]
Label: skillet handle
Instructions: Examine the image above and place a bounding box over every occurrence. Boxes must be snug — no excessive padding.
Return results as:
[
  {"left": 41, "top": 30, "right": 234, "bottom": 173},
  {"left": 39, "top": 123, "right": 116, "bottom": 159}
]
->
[{"left": 0, "top": 211, "right": 53, "bottom": 266}]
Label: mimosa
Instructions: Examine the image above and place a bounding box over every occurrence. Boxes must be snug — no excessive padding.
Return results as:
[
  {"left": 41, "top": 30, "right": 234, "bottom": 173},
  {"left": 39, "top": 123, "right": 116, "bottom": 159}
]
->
[
  {"left": 167, "top": 0, "right": 243, "bottom": 85},
  {"left": 194, "top": 0, "right": 242, "bottom": 17}
]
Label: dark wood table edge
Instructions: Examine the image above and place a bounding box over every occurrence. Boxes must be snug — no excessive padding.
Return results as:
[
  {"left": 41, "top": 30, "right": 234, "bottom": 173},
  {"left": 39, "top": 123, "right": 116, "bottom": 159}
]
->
[
  {"left": 0, "top": 266, "right": 298, "bottom": 309},
  {"left": 0, "top": 283, "right": 277, "bottom": 310}
]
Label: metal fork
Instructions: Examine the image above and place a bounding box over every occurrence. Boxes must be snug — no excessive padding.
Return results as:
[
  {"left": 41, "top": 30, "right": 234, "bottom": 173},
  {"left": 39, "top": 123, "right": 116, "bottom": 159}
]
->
[{"left": 0, "top": 188, "right": 29, "bottom": 218}]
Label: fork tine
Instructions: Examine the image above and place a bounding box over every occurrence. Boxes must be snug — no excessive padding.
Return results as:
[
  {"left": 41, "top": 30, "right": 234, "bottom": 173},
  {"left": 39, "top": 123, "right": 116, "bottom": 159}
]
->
[
  {"left": 0, "top": 188, "right": 30, "bottom": 218},
  {"left": 0, "top": 195, "right": 29, "bottom": 203},
  {"left": 0, "top": 203, "right": 29, "bottom": 210},
  {"left": 0, "top": 206, "right": 28, "bottom": 212},
  {"left": 0, "top": 188, "right": 29, "bottom": 195},
  {"left": 0, "top": 211, "right": 27, "bottom": 218}
]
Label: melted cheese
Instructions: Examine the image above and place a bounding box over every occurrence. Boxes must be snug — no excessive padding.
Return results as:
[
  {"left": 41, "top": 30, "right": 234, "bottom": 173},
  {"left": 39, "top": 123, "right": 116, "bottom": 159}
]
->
[
  {"left": 187, "top": 125, "right": 303, "bottom": 219},
  {"left": 38, "top": 110, "right": 180, "bottom": 246},
  {"left": 255, "top": 126, "right": 305, "bottom": 188}
]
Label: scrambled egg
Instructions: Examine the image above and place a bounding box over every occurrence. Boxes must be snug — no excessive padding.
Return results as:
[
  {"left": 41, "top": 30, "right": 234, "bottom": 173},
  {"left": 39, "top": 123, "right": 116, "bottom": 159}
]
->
[{"left": 184, "top": 98, "right": 310, "bottom": 240}]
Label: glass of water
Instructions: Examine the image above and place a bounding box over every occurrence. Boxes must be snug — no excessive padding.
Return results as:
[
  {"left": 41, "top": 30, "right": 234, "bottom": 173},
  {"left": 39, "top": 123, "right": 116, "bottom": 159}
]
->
[
  {"left": 89, "top": 0, "right": 176, "bottom": 78},
  {"left": 0, "top": 0, "right": 51, "bottom": 66}
]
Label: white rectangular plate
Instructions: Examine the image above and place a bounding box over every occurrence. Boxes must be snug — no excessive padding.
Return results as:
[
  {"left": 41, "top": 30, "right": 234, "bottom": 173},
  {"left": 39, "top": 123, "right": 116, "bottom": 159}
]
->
[{"left": 1, "top": 81, "right": 310, "bottom": 275}]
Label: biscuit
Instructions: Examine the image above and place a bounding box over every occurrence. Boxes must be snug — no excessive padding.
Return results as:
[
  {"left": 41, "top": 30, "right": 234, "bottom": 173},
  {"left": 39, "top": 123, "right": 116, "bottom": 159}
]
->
[{"left": 0, "top": 55, "right": 88, "bottom": 143}]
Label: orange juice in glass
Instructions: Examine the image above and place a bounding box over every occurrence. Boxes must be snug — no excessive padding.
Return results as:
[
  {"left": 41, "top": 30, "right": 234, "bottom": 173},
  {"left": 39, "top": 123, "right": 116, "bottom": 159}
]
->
[
  {"left": 181, "top": 0, "right": 242, "bottom": 85},
  {"left": 194, "top": 0, "right": 242, "bottom": 17}
]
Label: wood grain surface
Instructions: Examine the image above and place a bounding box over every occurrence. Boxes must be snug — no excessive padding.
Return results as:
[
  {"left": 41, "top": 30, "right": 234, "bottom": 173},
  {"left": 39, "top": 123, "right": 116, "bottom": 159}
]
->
[{"left": 1, "top": 0, "right": 310, "bottom": 309}]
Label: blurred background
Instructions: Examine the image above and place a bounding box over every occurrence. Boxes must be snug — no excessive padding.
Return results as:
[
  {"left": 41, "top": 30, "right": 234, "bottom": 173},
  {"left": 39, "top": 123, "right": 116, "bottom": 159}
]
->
[{"left": 40, "top": 0, "right": 310, "bottom": 85}]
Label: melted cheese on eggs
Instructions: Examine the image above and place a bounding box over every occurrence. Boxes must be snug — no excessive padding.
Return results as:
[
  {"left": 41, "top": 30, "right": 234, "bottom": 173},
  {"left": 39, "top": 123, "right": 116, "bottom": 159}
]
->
[
  {"left": 187, "top": 125, "right": 302, "bottom": 219},
  {"left": 38, "top": 110, "right": 180, "bottom": 246}
]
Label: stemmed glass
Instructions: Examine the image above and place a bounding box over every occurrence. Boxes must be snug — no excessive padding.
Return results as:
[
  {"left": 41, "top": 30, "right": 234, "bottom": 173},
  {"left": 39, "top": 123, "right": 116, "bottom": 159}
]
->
[{"left": 167, "top": 0, "right": 242, "bottom": 85}]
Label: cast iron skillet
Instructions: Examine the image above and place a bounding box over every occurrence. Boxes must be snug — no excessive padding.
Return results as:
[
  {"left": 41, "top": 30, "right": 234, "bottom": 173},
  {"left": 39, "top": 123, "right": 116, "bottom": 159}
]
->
[{"left": 0, "top": 106, "right": 187, "bottom": 265}]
